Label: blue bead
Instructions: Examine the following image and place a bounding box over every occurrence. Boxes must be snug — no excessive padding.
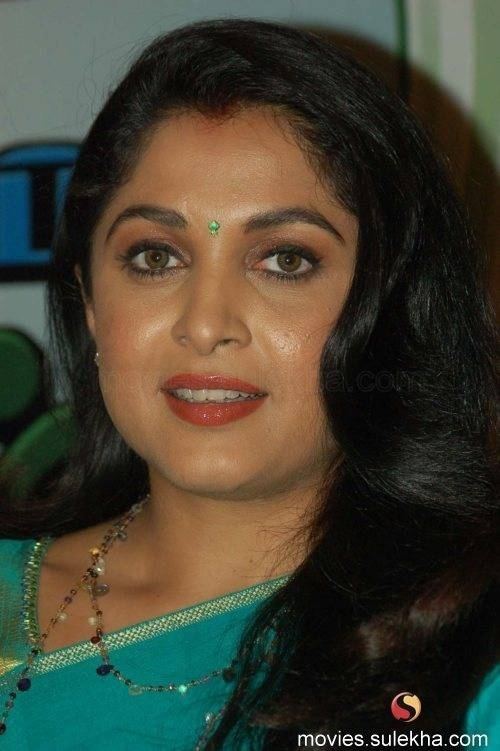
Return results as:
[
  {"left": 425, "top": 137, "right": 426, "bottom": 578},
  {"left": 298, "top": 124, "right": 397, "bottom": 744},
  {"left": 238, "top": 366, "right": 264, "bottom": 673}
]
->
[
  {"left": 96, "top": 664, "right": 114, "bottom": 676},
  {"left": 17, "top": 678, "right": 31, "bottom": 691}
]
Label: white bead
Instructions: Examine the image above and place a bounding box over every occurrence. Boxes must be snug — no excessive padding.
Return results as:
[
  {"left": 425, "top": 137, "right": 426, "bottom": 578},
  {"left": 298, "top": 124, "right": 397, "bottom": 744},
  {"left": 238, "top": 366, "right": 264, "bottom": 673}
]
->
[
  {"left": 88, "top": 616, "right": 98, "bottom": 625},
  {"left": 128, "top": 685, "right": 144, "bottom": 696},
  {"left": 57, "top": 612, "right": 68, "bottom": 622}
]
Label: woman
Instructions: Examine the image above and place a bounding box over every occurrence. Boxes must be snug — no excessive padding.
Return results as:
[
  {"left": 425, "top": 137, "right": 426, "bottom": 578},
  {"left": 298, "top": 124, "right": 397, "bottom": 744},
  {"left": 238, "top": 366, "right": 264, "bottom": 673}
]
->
[{"left": 0, "top": 17, "right": 498, "bottom": 750}]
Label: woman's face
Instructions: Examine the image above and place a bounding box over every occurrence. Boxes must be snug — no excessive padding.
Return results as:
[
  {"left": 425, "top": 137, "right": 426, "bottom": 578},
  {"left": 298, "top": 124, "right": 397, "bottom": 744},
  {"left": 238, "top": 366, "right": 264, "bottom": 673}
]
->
[{"left": 82, "top": 108, "right": 357, "bottom": 501}]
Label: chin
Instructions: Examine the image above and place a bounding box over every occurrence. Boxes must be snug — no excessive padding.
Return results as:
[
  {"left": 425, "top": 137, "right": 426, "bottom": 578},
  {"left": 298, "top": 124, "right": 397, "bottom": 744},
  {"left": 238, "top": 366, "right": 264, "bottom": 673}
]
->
[
  {"left": 155, "top": 457, "right": 269, "bottom": 500},
  {"left": 173, "top": 464, "right": 252, "bottom": 491}
]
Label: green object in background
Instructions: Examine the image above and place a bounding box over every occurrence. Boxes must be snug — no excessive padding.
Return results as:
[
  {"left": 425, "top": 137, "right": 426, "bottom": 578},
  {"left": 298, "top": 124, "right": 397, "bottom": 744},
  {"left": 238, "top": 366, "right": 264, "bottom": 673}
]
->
[
  {"left": 0, "top": 330, "right": 42, "bottom": 421},
  {"left": 0, "top": 403, "right": 76, "bottom": 498}
]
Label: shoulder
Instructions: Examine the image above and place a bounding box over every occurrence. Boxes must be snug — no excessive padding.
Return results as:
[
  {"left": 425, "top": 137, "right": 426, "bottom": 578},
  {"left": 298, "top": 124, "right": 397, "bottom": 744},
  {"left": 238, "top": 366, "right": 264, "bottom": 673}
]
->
[
  {"left": 0, "top": 536, "right": 38, "bottom": 582},
  {"left": 0, "top": 537, "right": 39, "bottom": 685},
  {"left": 462, "top": 664, "right": 500, "bottom": 741},
  {"left": 40, "top": 516, "right": 122, "bottom": 574}
]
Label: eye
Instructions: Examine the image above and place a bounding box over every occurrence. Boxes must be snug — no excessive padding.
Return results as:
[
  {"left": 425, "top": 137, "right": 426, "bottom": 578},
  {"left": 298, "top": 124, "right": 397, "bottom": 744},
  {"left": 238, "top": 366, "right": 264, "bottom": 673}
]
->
[
  {"left": 118, "top": 241, "right": 184, "bottom": 278},
  {"left": 134, "top": 248, "right": 177, "bottom": 271},
  {"left": 257, "top": 245, "right": 320, "bottom": 283}
]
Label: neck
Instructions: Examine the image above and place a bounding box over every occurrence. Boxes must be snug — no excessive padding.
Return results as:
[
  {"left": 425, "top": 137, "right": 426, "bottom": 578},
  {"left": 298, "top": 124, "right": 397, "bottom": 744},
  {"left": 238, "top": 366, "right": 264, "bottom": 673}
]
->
[{"left": 118, "top": 475, "right": 320, "bottom": 602}]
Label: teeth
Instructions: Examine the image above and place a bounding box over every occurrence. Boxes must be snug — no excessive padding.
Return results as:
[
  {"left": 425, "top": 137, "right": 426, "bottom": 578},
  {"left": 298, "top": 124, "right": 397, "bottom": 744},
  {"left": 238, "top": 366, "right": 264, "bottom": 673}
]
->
[{"left": 170, "top": 388, "right": 262, "bottom": 403}]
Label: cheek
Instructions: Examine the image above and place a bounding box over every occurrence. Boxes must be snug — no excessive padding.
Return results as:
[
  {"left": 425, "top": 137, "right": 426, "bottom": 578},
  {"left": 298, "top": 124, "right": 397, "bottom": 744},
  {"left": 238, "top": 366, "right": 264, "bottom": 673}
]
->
[
  {"left": 270, "top": 323, "right": 329, "bottom": 423},
  {"left": 272, "top": 331, "right": 334, "bottom": 474},
  {"left": 92, "top": 296, "right": 167, "bottom": 409},
  {"left": 93, "top": 287, "right": 165, "bottom": 364}
]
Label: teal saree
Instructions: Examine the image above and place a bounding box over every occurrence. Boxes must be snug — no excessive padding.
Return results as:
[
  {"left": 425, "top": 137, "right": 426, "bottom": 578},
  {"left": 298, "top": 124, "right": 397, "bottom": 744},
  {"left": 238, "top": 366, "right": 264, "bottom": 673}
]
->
[
  {"left": 0, "top": 538, "right": 498, "bottom": 749},
  {"left": 0, "top": 537, "right": 287, "bottom": 749}
]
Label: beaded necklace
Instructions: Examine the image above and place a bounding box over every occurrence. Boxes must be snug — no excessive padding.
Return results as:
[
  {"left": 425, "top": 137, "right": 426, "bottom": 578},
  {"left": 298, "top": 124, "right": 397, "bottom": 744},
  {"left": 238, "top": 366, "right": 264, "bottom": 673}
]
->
[{"left": 0, "top": 494, "right": 282, "bottom": 748}]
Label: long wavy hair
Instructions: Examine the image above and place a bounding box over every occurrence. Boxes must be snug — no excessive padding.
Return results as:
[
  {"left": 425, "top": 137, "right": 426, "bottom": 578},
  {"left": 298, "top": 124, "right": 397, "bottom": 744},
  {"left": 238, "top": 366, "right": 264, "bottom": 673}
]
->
[{"left": 1, "top": 18, "right": 498, "bottom": 749}]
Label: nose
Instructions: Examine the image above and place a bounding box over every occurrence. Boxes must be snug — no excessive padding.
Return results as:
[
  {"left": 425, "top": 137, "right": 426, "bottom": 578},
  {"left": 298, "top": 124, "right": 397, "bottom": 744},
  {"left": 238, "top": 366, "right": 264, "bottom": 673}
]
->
[{"left": 170, "top": 269, "right": 252, "bottom": 355}]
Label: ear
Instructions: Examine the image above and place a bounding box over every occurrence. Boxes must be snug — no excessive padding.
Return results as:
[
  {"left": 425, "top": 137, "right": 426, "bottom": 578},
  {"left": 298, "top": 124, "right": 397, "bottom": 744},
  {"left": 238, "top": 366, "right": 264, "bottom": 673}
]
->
[{"left": 74, "top": 264, "right": 96, "bottom": 340}]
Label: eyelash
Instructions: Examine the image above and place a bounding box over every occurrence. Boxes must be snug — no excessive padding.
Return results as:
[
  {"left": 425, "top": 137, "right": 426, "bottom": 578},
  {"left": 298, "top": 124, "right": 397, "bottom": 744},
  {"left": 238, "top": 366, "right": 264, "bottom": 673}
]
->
[{"left": 117, "top": 241, "right": 322, "bottom": 284}]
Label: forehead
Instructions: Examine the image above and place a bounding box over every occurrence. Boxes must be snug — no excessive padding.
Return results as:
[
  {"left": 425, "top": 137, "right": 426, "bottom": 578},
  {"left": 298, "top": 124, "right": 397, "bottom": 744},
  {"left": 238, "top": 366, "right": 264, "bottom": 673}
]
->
[{"left": 105, "top": 108, "right": 333, "bottom": 213}]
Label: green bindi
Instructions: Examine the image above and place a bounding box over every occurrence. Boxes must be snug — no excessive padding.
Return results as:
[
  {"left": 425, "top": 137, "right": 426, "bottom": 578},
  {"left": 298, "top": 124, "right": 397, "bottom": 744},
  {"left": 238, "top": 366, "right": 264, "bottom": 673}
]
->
[{"left": 208, "top": 220, "right": 220, "bottom": 236}]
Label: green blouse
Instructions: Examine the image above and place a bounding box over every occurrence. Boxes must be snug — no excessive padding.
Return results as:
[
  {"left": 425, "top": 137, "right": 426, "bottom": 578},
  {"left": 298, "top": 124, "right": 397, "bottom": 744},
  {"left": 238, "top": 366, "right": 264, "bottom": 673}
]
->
[{"left": 0, "top": 538, "right": 498, "bottom": 750}]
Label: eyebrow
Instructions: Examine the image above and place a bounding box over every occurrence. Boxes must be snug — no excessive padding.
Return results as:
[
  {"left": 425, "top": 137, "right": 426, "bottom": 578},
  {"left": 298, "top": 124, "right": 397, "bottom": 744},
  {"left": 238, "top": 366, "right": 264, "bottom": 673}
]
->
[{"left": 105, "top": 204, "right": 345, "bottom": 244}]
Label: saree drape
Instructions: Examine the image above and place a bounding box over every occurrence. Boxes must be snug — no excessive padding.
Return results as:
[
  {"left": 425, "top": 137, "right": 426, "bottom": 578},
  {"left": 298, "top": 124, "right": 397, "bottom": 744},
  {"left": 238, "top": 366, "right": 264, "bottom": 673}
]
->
[{"left": 0, "top": 538, "right": 498, "bottom": 749}]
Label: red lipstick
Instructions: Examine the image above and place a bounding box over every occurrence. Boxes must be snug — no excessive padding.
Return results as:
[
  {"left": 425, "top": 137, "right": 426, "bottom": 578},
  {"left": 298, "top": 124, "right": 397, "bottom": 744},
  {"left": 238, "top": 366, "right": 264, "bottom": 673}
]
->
[{"left": 161, "top": 373, "right": 268, "bottom": 426}]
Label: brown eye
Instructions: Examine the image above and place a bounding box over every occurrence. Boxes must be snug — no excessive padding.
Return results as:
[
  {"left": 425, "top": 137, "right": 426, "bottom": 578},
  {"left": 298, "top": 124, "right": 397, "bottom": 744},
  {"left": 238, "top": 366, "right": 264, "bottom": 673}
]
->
[
  {"left": 275, "top": 251, "right": 302, "bottom": 273},
  {"left": 257, "top": 245, "right": 319, "bottom": 283},
  {"left": 144, "top": 249, "right": 169, "bottom": 269},
  {"left": 119, "top": 242, "right": 184, "bottom": 279}
]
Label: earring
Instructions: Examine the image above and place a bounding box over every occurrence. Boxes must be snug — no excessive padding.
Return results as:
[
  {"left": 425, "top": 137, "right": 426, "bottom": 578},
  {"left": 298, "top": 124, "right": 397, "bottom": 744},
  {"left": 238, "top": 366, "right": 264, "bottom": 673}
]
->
[{"left": 94, "top": 351, "right": 100, "bottom": 366}]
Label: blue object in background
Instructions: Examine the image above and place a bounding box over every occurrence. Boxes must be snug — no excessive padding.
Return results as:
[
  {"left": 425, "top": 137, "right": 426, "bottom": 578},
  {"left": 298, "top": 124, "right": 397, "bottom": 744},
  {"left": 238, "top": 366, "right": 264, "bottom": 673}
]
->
[{"left": 0, "top": 143, "right": 78, "bottom": 281}]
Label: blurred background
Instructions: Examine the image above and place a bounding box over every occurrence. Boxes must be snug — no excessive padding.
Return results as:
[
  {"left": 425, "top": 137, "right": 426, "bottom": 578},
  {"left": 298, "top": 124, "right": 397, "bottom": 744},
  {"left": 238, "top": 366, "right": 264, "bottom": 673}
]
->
[{"left": 0, "top": 0, "right": 498, "bottom": 498}]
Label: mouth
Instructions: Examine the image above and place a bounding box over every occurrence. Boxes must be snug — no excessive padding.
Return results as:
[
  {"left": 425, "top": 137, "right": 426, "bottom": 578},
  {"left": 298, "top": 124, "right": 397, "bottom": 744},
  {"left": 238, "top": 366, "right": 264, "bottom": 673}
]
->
[
  {"left": 166, "top": 388, "right": 267, "bottom": 404},
  {"left": 161, "top": 374, "right": 268, "bottom": 426},
  {"left": 161, "top": 373, "right": 268, "bottom": 400}
]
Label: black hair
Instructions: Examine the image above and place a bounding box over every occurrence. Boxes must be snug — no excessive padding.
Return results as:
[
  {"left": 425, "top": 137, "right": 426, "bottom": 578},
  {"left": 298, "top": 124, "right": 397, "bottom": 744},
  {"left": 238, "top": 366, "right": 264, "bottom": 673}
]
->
[{"left": 1, "top": 18, "right": 498, "bottom": 749}]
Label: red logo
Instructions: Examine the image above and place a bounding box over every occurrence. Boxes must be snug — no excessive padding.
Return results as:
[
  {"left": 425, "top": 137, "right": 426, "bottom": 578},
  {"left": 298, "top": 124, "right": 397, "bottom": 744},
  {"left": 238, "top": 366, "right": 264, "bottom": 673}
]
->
[{"left": 390, "top": 692, "right": 422, "bottom": 722}]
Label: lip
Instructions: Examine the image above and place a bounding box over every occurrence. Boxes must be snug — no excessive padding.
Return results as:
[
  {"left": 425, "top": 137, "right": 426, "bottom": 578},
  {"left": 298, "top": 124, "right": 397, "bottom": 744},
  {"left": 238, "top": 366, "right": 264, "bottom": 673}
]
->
[
  {"left": 161, "top": 372, "right": 268, "bottom": 427},
  {"left": 162, "top": 373, "right": 267, "bottom": 395}
]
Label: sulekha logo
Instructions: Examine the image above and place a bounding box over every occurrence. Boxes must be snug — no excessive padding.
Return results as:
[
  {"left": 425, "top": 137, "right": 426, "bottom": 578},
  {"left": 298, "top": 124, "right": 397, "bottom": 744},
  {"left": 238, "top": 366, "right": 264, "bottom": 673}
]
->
[{"left": 390, "top": 692, "right": 422, "bottom": 722}]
